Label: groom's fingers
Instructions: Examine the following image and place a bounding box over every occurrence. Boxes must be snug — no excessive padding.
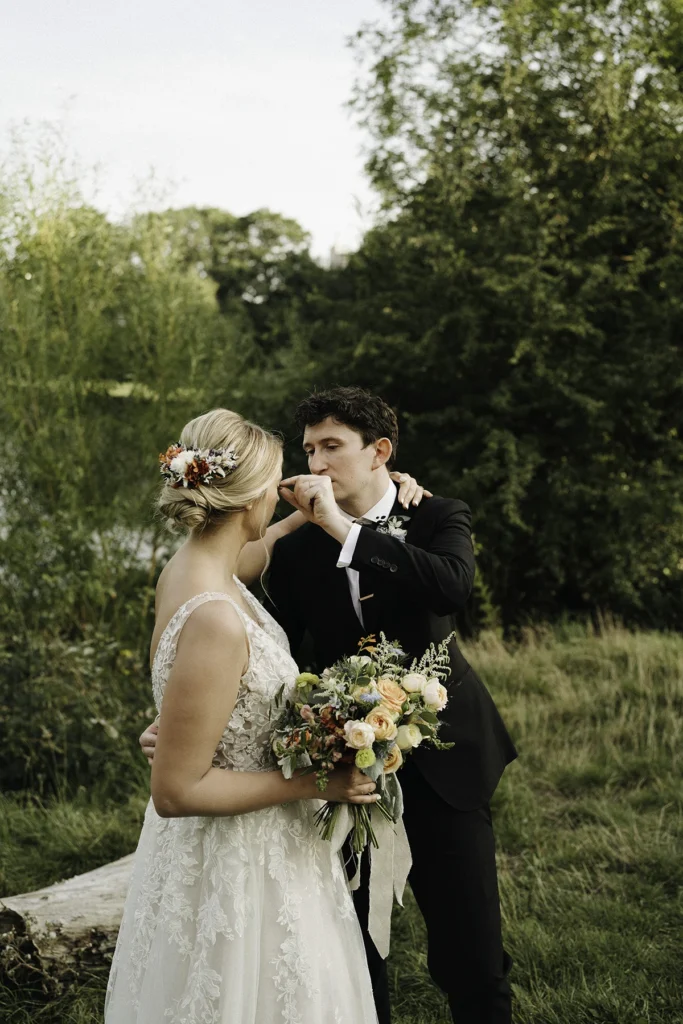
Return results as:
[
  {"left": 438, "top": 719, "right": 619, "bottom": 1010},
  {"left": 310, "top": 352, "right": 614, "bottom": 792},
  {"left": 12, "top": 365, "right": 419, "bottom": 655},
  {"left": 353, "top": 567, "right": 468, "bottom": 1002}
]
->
[
  {"left": 280, "top": 476, "right": 320, "bottom": 502},
  {"left": 279, "top": 478, "right": 323, "bottom": 517},
  {"left": 294, "top": 477, "right": 332, "bottom": 513},
  {"left": 280, "top": 474, "right": 332, "bottom": 489}
]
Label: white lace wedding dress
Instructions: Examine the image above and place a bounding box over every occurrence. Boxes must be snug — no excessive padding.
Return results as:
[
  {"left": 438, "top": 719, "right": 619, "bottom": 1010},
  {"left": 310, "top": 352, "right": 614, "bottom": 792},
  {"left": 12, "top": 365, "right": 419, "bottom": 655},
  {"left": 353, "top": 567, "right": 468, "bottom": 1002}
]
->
[{"left": 105, "top": 579, "right": 378, "bottom": 1024}]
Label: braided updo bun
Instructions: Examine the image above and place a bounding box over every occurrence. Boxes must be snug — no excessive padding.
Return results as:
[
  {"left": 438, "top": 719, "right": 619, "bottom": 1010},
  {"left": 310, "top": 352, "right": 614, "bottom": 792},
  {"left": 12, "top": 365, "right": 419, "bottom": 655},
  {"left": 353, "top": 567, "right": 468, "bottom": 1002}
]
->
[{"left": 157, "top": 409, "right": 283, "bottom": 533}]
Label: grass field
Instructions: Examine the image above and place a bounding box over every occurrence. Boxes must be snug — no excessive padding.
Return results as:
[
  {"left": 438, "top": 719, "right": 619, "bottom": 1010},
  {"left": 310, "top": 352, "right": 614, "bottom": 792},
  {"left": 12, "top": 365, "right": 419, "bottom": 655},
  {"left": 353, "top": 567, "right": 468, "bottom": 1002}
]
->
[{"left": 1, "top": 622, "right": 682, "bottom": 1023}]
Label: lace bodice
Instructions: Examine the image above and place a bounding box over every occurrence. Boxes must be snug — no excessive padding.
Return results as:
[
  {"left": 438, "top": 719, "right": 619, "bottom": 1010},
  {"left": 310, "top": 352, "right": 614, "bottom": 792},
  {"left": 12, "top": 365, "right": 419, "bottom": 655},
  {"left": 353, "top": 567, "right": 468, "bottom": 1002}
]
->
[{"left": 151, "top": 577, "right": 299, "bottom": 772}]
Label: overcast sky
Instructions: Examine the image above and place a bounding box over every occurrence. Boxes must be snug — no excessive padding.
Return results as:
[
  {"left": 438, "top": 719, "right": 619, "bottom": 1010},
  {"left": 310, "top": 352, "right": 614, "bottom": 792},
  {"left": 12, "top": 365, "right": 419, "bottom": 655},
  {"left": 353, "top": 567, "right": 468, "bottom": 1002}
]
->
[{"left": 1, "top": 0, "right": 386, "bottom": 258}]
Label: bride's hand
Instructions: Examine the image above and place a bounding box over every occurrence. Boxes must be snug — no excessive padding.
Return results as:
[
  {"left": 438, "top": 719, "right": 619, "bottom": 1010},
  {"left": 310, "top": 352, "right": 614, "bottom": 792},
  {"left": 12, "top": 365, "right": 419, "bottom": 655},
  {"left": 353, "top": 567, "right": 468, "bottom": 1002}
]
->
[
  {"left": 389, "top": 471, "right": 433, "bottom": 510},
  {"left": 323, "top": 765, "right": 380, "bottom": 805}
]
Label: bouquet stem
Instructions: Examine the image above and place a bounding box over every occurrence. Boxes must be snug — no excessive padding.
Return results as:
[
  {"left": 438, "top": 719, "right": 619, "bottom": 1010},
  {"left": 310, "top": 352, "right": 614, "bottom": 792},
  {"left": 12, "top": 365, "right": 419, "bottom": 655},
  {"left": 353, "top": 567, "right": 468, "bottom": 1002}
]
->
[{"left": 313, "top": 791, "right": 395, "bottom": 852}]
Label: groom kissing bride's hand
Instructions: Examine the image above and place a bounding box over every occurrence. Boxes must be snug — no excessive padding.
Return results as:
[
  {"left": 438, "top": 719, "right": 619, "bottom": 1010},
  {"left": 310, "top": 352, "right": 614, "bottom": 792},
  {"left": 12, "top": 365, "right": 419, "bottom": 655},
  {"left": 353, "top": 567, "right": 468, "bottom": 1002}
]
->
[
  {"left": 278, "top": 474, "right": 354, "bottom": 544},
  {"left": 138, "top": 386, "right": 517, "bottom": 1024}
]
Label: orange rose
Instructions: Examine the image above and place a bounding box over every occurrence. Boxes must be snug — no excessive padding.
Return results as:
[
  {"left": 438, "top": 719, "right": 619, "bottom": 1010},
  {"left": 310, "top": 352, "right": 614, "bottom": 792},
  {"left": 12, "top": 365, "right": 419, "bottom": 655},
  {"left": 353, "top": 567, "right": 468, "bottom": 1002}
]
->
[
  {"left": 376, "top": 677, "right": 408, "bottom": 718},
  {"left": 365, "top": 705, "right": 399, "bottom": 742},
  {"left": 383, "top": 744, "right": 403, "bottom": 774}
]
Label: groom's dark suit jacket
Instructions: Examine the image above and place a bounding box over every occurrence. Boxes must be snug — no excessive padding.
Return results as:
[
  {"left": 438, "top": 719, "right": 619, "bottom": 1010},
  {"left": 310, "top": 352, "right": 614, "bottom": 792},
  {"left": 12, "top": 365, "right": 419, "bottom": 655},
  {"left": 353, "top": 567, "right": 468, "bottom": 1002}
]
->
[{"left": 267, "top": 494, "right": 517, "bottom": 811}]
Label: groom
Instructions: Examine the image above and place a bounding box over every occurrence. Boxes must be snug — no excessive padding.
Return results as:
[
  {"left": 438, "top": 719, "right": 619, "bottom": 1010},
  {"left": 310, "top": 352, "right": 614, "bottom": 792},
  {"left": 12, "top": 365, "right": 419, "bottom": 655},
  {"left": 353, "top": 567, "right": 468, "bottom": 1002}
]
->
[{"left": 270, "top": 387, "right": 517, "bottom": 1024}]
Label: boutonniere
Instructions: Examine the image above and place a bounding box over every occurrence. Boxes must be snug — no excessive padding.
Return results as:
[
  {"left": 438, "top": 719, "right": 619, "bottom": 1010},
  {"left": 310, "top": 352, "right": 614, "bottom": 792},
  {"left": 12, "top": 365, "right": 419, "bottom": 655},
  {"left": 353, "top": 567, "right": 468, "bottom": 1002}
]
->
[{"left": 376, "top": 515, "right": 410, "bottom": 541}]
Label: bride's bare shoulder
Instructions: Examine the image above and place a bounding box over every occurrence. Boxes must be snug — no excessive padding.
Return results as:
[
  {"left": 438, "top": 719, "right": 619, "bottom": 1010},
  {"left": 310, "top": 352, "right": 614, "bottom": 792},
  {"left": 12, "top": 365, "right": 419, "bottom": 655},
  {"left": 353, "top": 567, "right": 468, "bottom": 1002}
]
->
[
  {"left": 155, "top": 552, "right": 196, "bottom": 618},
  {"left": 151, "top": 552, "right": 226, "bottom": 654}
]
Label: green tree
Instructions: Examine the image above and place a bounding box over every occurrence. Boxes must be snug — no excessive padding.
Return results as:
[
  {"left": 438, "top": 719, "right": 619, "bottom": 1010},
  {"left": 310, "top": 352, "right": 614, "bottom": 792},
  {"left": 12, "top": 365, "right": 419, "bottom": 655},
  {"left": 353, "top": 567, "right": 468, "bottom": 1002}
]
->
[
  {"left": 298, "top": 0, "right": 683, "bottom": 627},
  {"left": 145, "top": 206, "right": 324, "bottom": 353}
]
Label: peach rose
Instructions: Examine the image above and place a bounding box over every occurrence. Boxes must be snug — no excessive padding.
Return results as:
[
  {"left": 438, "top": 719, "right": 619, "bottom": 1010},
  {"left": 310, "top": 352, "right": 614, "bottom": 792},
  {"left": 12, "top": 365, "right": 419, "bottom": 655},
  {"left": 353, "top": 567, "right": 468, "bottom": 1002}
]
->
[
  {"left": 365, "top": 705, "right": 399, "bottom": 742},
  {"left": 376, "top": 677, "right": 408, "bottom": 717},
  {"left": 383, "top": 744, "right": 403, "bottom": 774}
]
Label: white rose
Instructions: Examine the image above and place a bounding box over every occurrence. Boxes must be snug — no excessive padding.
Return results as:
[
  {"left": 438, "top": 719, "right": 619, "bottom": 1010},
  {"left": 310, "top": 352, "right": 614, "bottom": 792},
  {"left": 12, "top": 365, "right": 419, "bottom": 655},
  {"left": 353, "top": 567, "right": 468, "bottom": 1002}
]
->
[
  {"left": 402, "top": 673, "right": 427, "bottom": 694},
  {"left": 423, "top": 679, "right": 448, "bottom": 711},
  {"left": 344, "top": 720, "right": 376, "bottom": 750},
  {"left": 396, "top": 723, "right": 423, "bottom": 750}
]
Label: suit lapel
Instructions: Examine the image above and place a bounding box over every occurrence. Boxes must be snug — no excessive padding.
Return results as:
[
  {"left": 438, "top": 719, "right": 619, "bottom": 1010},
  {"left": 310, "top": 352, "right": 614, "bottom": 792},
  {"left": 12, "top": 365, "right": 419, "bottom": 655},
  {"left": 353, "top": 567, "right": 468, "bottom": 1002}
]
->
[
  {"left": 357, "top": 499, "right": 419, "bottom": 636},
  {"left": 305, "top": 497, "right": 423, "bottom": 640}
]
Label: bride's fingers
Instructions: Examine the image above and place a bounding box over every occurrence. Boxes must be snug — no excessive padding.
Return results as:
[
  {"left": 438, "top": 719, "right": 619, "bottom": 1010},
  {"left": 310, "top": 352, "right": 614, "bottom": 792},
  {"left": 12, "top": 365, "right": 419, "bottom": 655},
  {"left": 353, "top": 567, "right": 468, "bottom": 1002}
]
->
[
  {"left": 392, "top": 472, "right": 411, "bottom": 507},
  {"left": 278, "top": 486, "right": 299, "bottom": 506},
  {"left": 403, "top": 478, "right": 419, "bottom": 508}
]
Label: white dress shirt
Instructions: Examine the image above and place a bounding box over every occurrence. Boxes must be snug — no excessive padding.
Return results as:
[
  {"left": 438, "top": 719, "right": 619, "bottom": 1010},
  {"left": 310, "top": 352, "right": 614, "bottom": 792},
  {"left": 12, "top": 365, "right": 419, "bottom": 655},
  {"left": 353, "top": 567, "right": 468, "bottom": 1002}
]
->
[{"left": 336, "top": 481, "right": 398, "bottom": 626}]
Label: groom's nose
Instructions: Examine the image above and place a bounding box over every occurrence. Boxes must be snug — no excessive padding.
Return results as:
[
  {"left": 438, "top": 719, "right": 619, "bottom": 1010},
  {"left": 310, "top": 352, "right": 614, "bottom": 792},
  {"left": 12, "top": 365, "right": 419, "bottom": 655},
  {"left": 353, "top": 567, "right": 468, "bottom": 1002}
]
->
[{"left": 308, "top": 451, "right": 328, "bottom": 475}]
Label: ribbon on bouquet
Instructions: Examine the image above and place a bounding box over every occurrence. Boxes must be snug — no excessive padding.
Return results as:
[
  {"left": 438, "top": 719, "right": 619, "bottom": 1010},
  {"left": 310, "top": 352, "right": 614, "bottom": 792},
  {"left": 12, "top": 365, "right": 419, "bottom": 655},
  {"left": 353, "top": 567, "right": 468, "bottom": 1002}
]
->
[{"left": 328, "top": 775, "right": 412, "bottom": 960}]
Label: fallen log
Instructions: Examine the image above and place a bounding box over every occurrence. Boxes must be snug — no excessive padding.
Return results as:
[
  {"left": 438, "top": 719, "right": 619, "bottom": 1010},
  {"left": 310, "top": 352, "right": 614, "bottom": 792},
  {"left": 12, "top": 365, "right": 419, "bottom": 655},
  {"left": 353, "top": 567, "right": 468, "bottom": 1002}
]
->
[{"left": 0, "top": 853, "right": 133, "bottom": 994}]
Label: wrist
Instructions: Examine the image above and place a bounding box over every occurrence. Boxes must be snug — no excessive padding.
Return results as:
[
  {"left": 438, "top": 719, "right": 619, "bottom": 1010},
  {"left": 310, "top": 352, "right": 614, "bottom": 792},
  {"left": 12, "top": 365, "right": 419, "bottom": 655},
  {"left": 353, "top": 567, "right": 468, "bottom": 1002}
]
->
[
  {"left": 290, "top": 770, "right": 317, "bottom": 801},
  {"left": 322, "top": 513, "right": 352, "bottom": 545},
  {"left": 279, "top": 510, "right": 307, "bottom": 538}
]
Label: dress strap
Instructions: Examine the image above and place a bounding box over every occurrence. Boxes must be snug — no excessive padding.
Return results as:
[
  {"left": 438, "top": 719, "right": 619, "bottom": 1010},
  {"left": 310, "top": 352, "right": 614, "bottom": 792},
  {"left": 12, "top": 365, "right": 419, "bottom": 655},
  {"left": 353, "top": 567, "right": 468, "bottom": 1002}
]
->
[{"left": 153, "top": 591, "right": 252, "bottom": 676}]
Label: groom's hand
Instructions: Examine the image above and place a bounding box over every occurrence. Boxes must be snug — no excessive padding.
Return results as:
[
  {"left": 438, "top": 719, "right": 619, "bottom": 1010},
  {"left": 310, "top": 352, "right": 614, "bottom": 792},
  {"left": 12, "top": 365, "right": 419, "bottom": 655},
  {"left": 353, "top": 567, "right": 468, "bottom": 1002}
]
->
[
  {"left": 278, "top": 474, "right": 351, "bottom": 543},
  {"left": 140, "top": 721, "right": 159, "bottom": 765}
]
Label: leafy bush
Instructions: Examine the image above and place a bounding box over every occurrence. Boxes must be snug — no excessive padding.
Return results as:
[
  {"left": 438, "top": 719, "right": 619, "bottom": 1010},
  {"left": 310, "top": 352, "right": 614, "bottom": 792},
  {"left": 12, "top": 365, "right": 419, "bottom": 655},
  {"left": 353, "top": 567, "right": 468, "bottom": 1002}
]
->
[{"left": 0, "top": 509, "right": 156, "bottom": 797}]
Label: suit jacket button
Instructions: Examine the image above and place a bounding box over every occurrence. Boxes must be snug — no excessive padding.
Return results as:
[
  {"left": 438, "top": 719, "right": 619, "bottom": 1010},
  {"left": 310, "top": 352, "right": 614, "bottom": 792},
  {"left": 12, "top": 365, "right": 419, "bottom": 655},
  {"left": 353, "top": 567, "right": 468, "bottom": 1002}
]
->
[
  {"left": 371, "top": 556, "right": 379, "bottom": 565},
  {"left": 390, "top": 564, "right": 398, "bottom": 572}
]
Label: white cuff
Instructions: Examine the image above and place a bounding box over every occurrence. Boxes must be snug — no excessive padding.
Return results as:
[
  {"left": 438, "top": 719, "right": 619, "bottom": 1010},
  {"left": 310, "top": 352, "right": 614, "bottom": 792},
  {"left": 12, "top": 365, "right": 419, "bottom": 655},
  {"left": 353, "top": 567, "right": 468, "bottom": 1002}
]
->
[{"left": 337, "top": 522, "right": 362, "bottom": 568}]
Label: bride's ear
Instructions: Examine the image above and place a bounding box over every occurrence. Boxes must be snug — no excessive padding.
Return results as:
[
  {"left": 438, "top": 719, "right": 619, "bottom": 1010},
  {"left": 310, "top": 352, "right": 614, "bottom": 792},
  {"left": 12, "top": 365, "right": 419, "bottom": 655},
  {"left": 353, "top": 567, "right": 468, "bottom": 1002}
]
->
[{"left": 373, "top": 437, "right": 392, "bottom": 469}]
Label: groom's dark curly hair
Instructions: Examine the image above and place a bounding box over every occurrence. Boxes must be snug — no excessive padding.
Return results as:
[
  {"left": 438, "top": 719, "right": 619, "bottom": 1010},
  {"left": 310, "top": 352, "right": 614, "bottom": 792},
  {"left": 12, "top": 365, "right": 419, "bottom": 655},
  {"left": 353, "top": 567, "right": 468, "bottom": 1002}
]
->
[{"left": 294, "top": 386, "right": 399, "bottom": 469}]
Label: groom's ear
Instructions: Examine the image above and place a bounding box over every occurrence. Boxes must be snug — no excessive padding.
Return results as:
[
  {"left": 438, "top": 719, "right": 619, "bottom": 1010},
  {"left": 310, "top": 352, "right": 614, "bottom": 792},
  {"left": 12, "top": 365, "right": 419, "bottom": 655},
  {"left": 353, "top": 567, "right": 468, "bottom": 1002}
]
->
[{"left": 372, "top": 437, "right": 393, "bottom": 469}]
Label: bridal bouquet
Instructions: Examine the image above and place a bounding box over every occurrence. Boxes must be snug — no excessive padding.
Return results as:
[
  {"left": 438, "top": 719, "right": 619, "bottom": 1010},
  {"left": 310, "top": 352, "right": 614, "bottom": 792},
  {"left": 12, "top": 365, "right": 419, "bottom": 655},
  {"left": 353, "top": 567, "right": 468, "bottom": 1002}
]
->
[{"left": 271, "top": 633, "right": 455, "bottom": 853}]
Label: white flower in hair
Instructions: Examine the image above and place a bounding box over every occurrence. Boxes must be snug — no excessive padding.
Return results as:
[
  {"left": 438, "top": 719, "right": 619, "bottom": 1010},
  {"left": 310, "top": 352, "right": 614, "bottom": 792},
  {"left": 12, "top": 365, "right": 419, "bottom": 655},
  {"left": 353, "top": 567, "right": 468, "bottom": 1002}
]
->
[
  {"left": 213, "top": 449, "right": 240, "bottom": 474},
  {"left": 169, "top": 450, "right": 196, "bottom": 476}
]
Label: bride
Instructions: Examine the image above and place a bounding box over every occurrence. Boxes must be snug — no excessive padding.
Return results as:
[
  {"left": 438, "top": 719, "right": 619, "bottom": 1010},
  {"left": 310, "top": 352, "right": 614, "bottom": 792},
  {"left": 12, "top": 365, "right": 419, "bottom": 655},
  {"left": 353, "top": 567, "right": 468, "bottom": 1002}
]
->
[{"left": 105, "top": 408, "right": 381, "bottom": 1024}]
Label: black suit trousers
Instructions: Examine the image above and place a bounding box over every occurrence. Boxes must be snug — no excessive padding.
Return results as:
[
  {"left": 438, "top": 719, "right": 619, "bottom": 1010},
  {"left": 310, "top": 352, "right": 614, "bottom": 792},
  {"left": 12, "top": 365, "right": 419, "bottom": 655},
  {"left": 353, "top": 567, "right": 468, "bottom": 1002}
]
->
[{"left": 350, "top": 759, "right": 512, "bottom": 1024}]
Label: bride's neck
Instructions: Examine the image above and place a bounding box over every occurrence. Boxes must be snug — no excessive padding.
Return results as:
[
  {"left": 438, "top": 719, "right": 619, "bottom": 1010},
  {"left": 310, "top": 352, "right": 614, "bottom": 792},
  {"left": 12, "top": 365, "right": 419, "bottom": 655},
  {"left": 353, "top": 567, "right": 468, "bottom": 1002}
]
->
[{"left": 184, "top": 520, "right": 247, "bottom": 587}]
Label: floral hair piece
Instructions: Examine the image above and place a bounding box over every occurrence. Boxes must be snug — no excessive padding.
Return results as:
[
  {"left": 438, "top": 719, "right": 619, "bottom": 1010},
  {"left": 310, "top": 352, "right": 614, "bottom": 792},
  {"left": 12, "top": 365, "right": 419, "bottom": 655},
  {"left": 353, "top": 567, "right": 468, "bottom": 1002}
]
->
[{"left": 159, "top": 442, "right": 239, "bottom": 489}]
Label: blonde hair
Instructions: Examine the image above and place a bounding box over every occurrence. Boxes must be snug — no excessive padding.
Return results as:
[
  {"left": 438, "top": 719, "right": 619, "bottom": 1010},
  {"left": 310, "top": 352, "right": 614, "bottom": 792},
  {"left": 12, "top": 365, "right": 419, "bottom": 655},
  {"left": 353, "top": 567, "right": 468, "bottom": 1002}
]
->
[{"left": 157, "top": 409, "right": 283, "bottom": 533}]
